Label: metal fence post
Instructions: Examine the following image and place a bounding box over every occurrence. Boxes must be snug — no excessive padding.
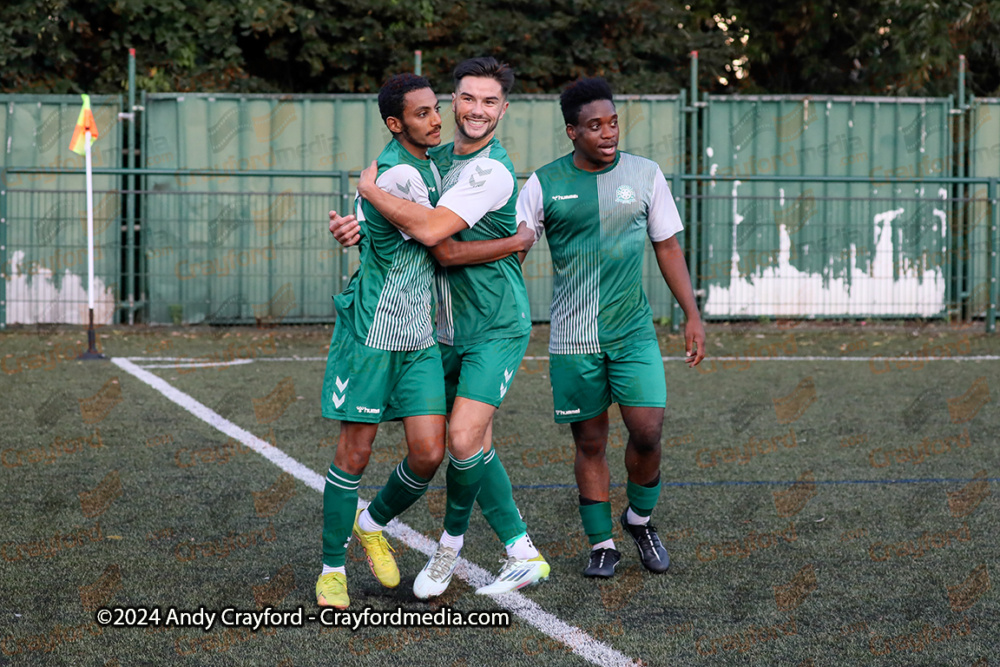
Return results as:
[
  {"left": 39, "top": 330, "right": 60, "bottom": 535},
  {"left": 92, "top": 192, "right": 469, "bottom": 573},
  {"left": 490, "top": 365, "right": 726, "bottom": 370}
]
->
[
  {"left": 989, "top": 177, "right": 998, "bottom": 333},
  {"left": 126, "top": 49, "right": 137, "bottom": 324},
  {"left": 139, "top": 89, "right": 148, "bottom": 320},
  {"left": 671, "top": 171, "right": 682, "bottom": 333},
  {"left": 0, "top": 177, "right": 6, "bottom": 329},
  {"left": 688, "top": 52, "right": 700, "bottom": 307}
]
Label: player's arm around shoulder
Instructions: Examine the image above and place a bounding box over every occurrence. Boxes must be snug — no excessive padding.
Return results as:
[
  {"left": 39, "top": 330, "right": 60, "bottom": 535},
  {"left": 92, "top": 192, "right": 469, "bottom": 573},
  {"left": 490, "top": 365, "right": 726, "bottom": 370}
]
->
[
  {"left": 328, "top": 163, "right": 433, "bottom": 247},
  {"left": 428, "top": 221, "right": 535, "bottom": 267},
  {"left": 435, "top": 156, "right": 515, "bottom": 227},
  {"left": 357, "top": 160, "right": 470, "bottom": 247}
]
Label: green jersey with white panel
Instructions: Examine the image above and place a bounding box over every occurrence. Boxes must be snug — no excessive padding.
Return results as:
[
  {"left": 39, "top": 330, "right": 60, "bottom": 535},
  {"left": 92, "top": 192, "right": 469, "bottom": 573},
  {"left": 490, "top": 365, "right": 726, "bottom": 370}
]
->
[
  {"left": 334, "top": 138, "right": 441, "bottom": 351},
  {"left": 518, "top": 151, "right": 683, "bottom": 354},
  {"left": 429, "top": 138, "right": 532, "bottom": 346}
]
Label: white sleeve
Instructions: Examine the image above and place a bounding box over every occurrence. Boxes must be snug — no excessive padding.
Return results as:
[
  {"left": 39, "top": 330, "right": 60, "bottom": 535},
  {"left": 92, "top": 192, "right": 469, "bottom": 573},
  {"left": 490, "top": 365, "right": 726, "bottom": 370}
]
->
[
  {"left": 437, "top": 158, "right": 515, "bottom": 229},
  {"left": 647, "top": 169, "right": 684, "bottom": 242},
  {"left": 515, "top": 173, "right": 545, "bottom": 245},
  {"left": 373, "top": 164, "right": 433, "bottom": 241}
]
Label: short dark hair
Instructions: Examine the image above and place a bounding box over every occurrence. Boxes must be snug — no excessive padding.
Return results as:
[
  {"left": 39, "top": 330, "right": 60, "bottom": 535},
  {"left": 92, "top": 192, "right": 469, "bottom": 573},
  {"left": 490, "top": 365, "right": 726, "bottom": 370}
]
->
[
  {"left": 378, "top": 73, "right": 432, "bottom": 127},
  {"left": 453, "top": 57, "right": 515, "bottom": 97},
  {"left": 560, "top": 77, "right": 615, "bottom": 126}
]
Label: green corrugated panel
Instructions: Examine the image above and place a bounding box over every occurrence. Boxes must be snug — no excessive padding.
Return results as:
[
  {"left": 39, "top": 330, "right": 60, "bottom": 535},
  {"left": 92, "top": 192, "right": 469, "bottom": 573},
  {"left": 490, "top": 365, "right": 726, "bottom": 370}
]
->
[
  {"left": 966, "top": 99, "right": 999, "bottom": 317},
  {"left": 701, "top": 95, "right": 952, "bottom": 318},
  {"left": 504, "top": 95, "right": 685, "bottom": 321},
  {"left": 143, "top": 93, "right": 683, "bottom": 323},
  {"left": 143, "top": 94, "right": 362, "bottom": 323},
  {"left": 0, "top": 94, "right": 123, "bottom": 325}
]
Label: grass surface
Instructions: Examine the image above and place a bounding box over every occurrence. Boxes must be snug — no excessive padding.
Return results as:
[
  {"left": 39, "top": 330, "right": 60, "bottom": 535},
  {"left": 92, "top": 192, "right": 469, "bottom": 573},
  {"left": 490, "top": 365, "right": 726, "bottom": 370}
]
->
[{"left": 1, "top": 322, "right": 997, "bottom": 666}]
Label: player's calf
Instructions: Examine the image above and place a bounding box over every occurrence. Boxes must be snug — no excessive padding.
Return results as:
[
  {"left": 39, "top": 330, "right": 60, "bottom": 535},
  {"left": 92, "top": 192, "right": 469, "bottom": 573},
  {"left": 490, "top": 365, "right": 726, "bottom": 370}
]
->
[{"left": 578, "top": 493, "right": 623, "bottom": 578}]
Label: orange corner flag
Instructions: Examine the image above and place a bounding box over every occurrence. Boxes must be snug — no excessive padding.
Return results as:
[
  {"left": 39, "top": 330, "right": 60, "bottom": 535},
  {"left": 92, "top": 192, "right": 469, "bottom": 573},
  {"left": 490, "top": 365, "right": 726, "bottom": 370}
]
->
[{"left": 68, "top": 94, "right": 99, "bottom": 155}]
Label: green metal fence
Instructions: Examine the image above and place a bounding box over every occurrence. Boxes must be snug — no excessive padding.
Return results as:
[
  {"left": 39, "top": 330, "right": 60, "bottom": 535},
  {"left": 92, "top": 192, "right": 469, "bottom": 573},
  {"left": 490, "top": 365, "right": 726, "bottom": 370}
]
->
[
  {"left": 141, "top": 180, "right": 349, "bottom": 325},
  {"left": 0, "top": 90, "right": 996, "bottom": 331},
  {"left": 0, "top": 95, "right": 123, "bottom": 327},
  {"left": 967, "top": 99, "right": 1000, "bottom": 322},
  {"left": 699, "top": 96, "right": 956, "bottom": 319},
  {"left": 137, "top": 93, "right": 686, "bottom": 325}
]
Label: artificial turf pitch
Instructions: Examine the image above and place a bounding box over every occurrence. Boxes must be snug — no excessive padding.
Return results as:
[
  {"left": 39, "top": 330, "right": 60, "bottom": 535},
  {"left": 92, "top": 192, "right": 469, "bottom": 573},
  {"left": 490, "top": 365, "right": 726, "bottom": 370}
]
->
[{"left": 1, "top": 323, "right": 997, "bottom": 665}]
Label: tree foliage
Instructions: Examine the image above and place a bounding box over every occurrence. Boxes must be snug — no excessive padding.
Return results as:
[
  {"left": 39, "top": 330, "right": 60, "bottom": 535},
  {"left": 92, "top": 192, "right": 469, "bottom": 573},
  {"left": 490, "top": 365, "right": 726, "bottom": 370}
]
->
[
  {"left": 722, "top": 0, "right": 1000, "bottom": 97},
  {"left": 1, "top": 0, "right": 998, "bottom": 97}
]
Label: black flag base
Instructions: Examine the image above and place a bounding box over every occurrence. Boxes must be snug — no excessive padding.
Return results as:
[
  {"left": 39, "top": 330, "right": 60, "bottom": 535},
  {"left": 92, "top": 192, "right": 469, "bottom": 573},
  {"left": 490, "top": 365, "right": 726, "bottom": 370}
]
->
[{"left": 77, "top": 309, "right": 107, "bottom": 361}]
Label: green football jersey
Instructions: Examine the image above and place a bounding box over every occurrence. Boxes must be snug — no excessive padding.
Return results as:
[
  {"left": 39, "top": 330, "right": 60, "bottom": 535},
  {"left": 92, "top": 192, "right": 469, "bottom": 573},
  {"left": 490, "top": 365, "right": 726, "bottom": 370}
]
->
[
  {"left": 334, "top": 139, "right": 441, "bottom": 351},
  {"left": 429, "top": 138, "right": 531, "bottom": 346},
  {"left": 518, "top": 151, "right": 684, "bottom": 354}
]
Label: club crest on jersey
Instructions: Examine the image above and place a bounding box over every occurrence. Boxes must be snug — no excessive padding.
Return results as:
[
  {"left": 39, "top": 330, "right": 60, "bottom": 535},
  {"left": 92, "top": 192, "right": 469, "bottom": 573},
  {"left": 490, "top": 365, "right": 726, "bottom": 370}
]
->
[{"left": 615, "top": 185, "right": 636, "bottom": 204}]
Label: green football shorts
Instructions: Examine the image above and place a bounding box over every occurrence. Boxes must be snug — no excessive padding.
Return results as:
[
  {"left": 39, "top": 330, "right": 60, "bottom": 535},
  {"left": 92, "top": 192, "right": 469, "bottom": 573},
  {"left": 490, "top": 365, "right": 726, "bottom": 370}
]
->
[
  {"left": 440, "top": 333, "right": 531, "bottom": 412},
  {"left": 321, "top": 319, "right": 446, "bottom": 423},
  {"left": 549, "top": 337, "right": 667, "bottom": 423}
]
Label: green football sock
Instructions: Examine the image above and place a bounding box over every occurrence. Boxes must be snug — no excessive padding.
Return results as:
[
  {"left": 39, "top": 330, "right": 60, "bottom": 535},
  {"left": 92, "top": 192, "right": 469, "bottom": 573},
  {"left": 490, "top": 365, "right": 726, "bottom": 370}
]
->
[
  {"left": 368, "top": 457, "right": 430, "bottom": 526},
  {"left": 627, "top": 475, "right": 661, "bottom": 518},
  {"left": 476, "top": 448, "right": 527, "bottom": 545},
  {"left": 321, "top": 464, "right": 361, "bottom": 568},
  {"left": 579, "top": 499, "right": 614, "bottom": 545},
  {"left": 443, "top": 448, "right": 485, "bottom": 537}
]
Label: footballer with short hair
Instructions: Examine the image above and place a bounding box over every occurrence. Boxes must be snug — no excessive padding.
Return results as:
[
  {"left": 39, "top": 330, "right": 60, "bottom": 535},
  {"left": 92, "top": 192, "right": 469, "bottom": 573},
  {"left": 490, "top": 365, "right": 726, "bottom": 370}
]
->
[
  {"left": 316, "top": 72, "right": 533, "bottom": 609},
  {"left": 330, "top": 58, "right": 550, "bottom": 601},
  {"left": 516, "top": 76, "right": 706, "bottom": 578}
]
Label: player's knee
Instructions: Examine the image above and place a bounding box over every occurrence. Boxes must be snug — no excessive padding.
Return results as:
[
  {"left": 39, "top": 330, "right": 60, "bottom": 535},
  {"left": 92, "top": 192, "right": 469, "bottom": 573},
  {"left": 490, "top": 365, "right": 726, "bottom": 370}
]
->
[
  {"left": 575, "top": 437, "right": 607, "bottom": 458},
  {"left": 447, "top": 427, "right": 482, "bottom": 459},
  {"left": 337, "top": 445, "right": 372, "bottom": 474},
  {"left": 408, "top": 439, "right": 445, "bottom": 477},
  {"left": 627, "top": 428, "right": 661, "bottom": 455}
]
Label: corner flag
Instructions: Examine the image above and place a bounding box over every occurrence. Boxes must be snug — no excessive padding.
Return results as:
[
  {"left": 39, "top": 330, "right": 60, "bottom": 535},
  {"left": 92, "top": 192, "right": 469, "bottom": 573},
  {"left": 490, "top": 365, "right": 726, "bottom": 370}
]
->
[
  {"left": 68, "top": 92, "right": 106, "bottom": 360},
  {"left": 68, "top": 94, "right": 99, "bottom": 155}
]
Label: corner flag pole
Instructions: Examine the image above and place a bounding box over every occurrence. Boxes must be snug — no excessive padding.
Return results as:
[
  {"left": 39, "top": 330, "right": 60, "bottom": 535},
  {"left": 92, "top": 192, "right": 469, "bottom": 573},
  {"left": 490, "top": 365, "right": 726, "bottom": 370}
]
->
[
  {"left": 85, "top": 130, "right": 97, "bottom": 339},
  {"left": 70, "top": 94, "right": 105, "bottom": 360}
]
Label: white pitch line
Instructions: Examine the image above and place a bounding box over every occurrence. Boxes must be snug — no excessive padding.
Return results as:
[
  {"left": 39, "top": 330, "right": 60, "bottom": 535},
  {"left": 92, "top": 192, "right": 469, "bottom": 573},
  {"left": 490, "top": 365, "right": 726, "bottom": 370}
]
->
[
  {"left": 126, "top": 354, "right": 1000, "bottom": 366},
  {"left": 122, "top": 356, "right": 328, "bottom": 362},
  {"left": 139, "top": 359, "right": 256, "bottom": 369},
  {"left": 685, "top": 355, "right": 1000, "bottom": 361},
  {"left": 112, "top": 358, "right": 325, "bottom": 487},
  {"left": 111, "top": 357, "right": 638, "bottom": 667},
  {"left": 522, "top": 355, "right": 1000, "bottom": 362}
]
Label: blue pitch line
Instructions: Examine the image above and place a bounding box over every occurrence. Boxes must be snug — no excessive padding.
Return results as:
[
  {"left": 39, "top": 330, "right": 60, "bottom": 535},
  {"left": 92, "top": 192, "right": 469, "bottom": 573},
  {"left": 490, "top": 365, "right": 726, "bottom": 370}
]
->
[{"left": 359, "top": 477, "right": 998, "bottom": 491}]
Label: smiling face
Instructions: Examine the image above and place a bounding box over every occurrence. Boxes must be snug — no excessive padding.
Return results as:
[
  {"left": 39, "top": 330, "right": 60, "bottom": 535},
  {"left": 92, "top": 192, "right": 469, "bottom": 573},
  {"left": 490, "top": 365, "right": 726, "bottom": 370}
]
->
[
  {"left": 452, "top": 76, "right": 509, "bottom": 143},
  {"left": 567, "top": 99, "right": 619, "bottom": 171},
  {"left": 386, "top": 87, "right": 443, "bottom": 153}
]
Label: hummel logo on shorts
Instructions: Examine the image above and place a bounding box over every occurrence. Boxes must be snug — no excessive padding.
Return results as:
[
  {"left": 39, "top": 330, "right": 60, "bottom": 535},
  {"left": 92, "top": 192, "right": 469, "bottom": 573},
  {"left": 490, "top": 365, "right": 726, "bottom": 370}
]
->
[
  {"left": 555, "top": 409, "right": 581, "bottom": 416},
  {"left": 356, "top": 406, "right": 381, "bottom": 415}
]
